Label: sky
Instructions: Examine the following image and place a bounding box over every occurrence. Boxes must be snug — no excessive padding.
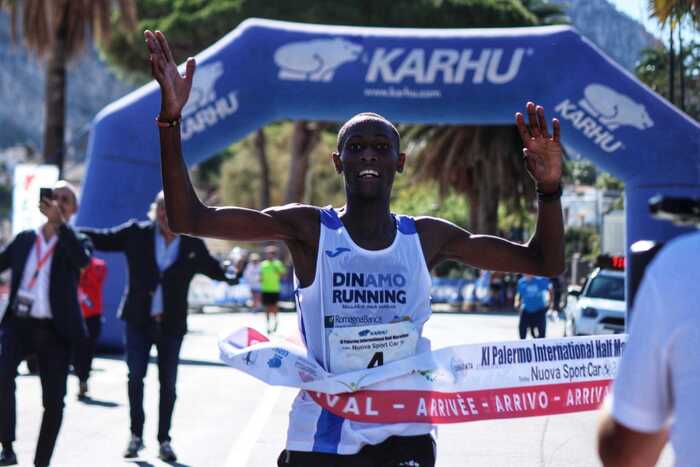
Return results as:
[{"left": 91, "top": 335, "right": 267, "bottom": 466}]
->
[{"left": 609, "top": 0, "right": 656, "bottom": 30}]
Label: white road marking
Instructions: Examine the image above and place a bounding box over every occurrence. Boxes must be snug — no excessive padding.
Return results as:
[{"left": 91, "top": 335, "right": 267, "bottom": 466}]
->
[{"left": 225, "top": 385, "right": 283, "bottom": 467}]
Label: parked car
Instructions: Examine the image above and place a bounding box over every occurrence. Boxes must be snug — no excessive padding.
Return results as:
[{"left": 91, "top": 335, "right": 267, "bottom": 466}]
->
[{"left": 564, "top": 267, "right": 625, "bottom": 336}]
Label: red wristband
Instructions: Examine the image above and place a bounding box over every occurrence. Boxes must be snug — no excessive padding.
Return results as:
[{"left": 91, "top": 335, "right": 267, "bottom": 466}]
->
[{"left": 156, "top": 115, "right": 181, "bottom": 128}]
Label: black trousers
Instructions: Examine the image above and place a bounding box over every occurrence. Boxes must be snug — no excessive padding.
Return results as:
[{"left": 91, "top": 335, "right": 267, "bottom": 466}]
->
[
  {"left": 73, "top": 315, "right": 102, "bottom": 383},
  {"left": 518, "top": 308, "right": 547, "bottom": 339},
  {"left": 278, "top": 434, "right": 436, "bottom": 467},
  {"left": 0, "top": 317, "right": 71, "bottom": 466},
  {"left": 124, "top": 322, "right": 183, "bottom": 443}
]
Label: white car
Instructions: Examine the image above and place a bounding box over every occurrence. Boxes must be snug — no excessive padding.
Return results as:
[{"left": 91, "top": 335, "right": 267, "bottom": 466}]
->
[{"left": 564, "top": 268, "right": 626, "bottom": 336}]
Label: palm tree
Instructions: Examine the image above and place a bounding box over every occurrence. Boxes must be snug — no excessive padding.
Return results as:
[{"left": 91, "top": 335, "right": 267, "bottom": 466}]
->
[
  {"left": 1, "top": 0, "right": 137, "bottom": 175},
  {"left": 649, "top": 0, "right": 700, "bottom": 111},
  {"left": 404, "top": 2, "right": 567, "bottom": 235},
  {"left": 636, "top": 41, "right": 700, "bottom": 120},
  {"left": 405, "top": 125, "right": 535, "bottom": 235},
  {"left": 284, "top": 121, "right": 327, "bottom": 204},
  {"left": 649, "top": 0, "right": 700, "bottom": 24}
]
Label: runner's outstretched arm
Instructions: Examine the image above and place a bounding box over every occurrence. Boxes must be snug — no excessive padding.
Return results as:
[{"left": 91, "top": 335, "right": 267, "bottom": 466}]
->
[
  {"left": 418, "top": 102, "right": 564, "bottom": 276},
  {"left": 144, "top": 30, "right": 316, "bottom": 243}
]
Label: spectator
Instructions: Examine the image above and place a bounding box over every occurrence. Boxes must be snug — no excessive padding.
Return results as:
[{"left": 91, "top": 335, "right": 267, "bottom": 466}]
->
[
  {"left": 260, "top": 246, "right": 287, "bottom": 334},
  {"left": 0, "top": 181, "right": 92, "bottom": 467},
  {"left": 74, "top": 256, "right": 107, "bottom": 400},
  {"left": 514, "top": 274, "right": 552, "bottom": 339},
  {"left": 598, "top": 231, "right": 700, "bottom": 467},
  {"left": 81, "top": 191, "right": 233, "bottom": 462},
  {"left": 243, "top": 253, "right": 262, "bottom": 312}
]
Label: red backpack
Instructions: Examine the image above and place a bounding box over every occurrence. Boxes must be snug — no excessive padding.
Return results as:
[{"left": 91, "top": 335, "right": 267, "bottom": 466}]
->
[{"left": 78, "top": 258, "right": 107, "bottom": 318}]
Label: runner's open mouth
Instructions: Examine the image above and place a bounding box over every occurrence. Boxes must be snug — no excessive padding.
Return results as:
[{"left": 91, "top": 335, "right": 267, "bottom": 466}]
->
[{"left": 358, "top": 169, "right": 380, "bottom": 179}]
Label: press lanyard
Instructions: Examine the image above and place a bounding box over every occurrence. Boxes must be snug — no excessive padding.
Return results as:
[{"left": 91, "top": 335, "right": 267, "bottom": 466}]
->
[{"left": 27, "top": 235, "right": 57, "bottom": 290}]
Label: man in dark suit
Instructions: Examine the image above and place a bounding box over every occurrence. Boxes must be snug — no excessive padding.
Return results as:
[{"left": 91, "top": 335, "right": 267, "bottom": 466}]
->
[
  {"left": 0, "top": 181, "right": 93, "bottom": 467},
  {"left": 81, "top": 191, "right": 233, "bottom": 462}
]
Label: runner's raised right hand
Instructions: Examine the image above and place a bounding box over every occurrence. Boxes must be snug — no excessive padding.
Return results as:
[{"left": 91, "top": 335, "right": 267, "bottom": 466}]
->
[{"left": 144, "top": 30, "right": 196, "bottom": 120}]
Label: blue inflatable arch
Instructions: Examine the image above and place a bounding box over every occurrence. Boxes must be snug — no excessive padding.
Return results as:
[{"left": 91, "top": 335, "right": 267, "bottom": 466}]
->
[{"left": 78, "top": 19, "right": 700, "bottom": 349}]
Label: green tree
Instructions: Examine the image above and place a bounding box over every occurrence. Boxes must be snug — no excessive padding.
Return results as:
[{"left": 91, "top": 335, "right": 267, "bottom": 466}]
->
[
  {"left": 650, "top": 0, "right": 700, "bottom": 22},
  {"left": 565, "top": 159, "right": 598, "bottom": 186},
  {"left": 565, "top": 226, "right": 600, "bottom": 263},
  {"left": 636, "top": 41, "right": 700, "bottom": 120},
  {"left": 1, "top": 0, "right": 138, "bottom": 175},
  {"left": 648, "top": 0, "right": 700, "bottom": 109},
  {"left": 406, "top": 124, "right": 537, "bottom": 235}
]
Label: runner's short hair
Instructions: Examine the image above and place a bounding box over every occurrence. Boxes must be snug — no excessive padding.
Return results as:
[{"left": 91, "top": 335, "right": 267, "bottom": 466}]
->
[{"left": 336, "top": 113, "right": 400, "bottom": 152}]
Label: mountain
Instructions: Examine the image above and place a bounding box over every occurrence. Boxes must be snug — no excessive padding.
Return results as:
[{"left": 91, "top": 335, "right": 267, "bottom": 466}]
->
[
  {"left": 0, "top": 11, "right": 135, "bottom": 156},
  {"left": 550, "top": 0, "right": 661, "bottom": 70}
]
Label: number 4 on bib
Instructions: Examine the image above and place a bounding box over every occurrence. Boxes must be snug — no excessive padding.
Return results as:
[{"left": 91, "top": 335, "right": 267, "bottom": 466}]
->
[{"left": 367, "top": 351, "right": 384, "bottom": 368}]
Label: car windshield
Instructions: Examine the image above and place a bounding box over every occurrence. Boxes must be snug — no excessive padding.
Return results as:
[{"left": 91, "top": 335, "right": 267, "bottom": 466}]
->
[{"left": 585, "top": 275, "right": 625, "bottom": 301}]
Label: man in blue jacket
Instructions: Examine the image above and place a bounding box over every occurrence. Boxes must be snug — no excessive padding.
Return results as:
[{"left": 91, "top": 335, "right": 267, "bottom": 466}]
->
[{"left": 0, "top": 181, "right": 93, "bottom": 467}]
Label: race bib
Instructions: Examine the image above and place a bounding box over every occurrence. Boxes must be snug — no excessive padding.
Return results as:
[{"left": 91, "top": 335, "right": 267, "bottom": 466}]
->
[{"left": 328, "top": 321, "right": 418, "bottom": 374}]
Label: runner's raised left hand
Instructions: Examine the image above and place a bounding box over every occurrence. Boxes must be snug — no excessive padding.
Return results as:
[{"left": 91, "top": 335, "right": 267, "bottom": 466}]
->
[
  {"left": 144, "top": 29, "right": 196, "bottom": 121},
  {"left": 515, "top": 102, "right": 562, "bottom": 192}
]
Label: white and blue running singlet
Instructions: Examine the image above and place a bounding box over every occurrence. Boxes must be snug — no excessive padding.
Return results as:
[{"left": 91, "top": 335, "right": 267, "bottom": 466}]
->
[{"left": 286, "top": 207, "right": 434, "bottom": 455}]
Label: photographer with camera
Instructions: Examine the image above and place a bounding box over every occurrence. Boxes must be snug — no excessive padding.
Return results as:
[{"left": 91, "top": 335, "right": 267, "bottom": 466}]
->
[
  {"left": 0, "top": 182, "right": 93, "bottom": 467},
  {"left": 598, "top": 200, "right": 700, "bottom": 467}
]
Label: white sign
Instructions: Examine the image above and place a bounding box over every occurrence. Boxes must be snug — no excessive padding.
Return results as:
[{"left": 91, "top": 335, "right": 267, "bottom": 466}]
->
[{"left": 12, "top": 164, "right": 59, "bottom": 235}]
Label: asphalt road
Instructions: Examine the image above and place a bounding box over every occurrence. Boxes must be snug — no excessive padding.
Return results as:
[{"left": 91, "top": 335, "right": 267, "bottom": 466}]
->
[{"left": 11, "top": 309, "right": 674, "bottom": 467}]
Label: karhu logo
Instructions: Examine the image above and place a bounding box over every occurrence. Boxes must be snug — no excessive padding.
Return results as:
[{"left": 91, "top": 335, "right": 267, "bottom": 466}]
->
[
  {"left": 274, "top": 38, "right": 363, "bottom": 81},
  {"left": 325, "top": 247, "right": 351, "bottom": 258},
  {"left": 181, "top": 61, "right": 239, "bottom": 141},
  {"left": 182, "top": 62, "right": 224, "bottom": 116},
  {"left": 579, "top": 84, "right": 654, "bottom": 130},
  {"left": 554, "top": 83, "right": 653, "bottom": 154}
]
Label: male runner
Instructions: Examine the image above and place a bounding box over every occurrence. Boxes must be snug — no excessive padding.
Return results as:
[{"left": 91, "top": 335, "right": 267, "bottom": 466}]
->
[{"left": 145, "top": 29, "right": 564, "bottom": 467}]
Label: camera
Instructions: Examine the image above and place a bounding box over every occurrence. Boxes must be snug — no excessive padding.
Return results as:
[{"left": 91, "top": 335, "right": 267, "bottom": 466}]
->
[
  {"left": 628, "top": 195, "right": 700, "bottom": 311},
  {"left": 39, "top": 187, "right": 54, "bottom": 200},
  {"left": 649, "top": 195, "right": 700, "bottom": 227}
]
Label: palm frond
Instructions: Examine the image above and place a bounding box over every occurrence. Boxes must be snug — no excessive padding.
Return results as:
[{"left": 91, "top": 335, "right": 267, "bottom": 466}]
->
[{"left": 6, "top": 0, "right": 137, "bottom": 59}]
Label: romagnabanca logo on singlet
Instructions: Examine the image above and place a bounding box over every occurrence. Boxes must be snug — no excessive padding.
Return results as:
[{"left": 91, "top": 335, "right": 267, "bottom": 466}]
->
[
  {"left": 554, "top": 83, "right": 654, "bottom": 154},
  {"left": 181, "top": 61, "right": 239, "bottom": 141},
  {"left": 273, "top": 38, "right": 529, "bottom": 97},
  {"left": 325, "top": 315, "right": 382, "bottom": 329}
]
